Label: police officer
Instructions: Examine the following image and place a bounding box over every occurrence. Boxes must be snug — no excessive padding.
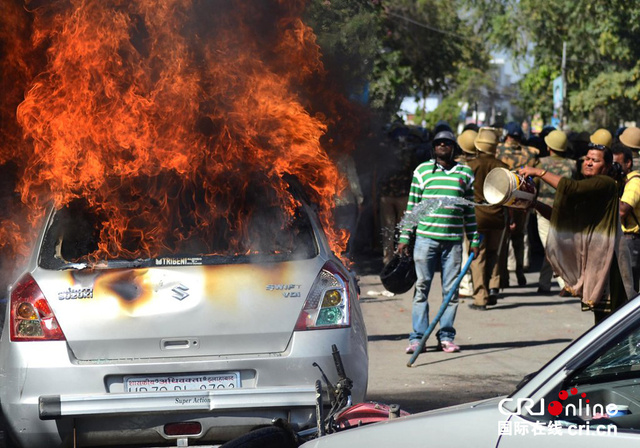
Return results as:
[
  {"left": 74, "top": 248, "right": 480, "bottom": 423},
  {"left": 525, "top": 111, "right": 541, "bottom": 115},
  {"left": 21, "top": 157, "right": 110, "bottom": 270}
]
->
[
  {"left": 496, "top": 122, "right": 539, "bottom": 288},
  {"left": 534, "top": 130, "right": 576, "bottom": 294},
  {"left": 455, "top": 128, "right": 478, "bottom": 165},
  {"left": 615, "top": 126, "right": 640, "bottom": 290},
  {"left": 468, "top": 128, "right": 509, "bottom": 309},
  {"left": 620, "top": 126, "right": 640, "bottom": 177},
  {"left": 456, "top": 128, "right": 479, "bottom": 298}
]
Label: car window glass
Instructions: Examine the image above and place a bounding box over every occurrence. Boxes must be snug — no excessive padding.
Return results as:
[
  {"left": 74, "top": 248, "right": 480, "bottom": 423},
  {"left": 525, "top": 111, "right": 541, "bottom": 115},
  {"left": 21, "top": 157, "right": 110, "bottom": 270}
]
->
[
  {"left": 573, "top": 327, "right": 640, "bottom": 383},
  {"left": 39, "top": 197, "right": 318, "bottom": 269},
  {"left": 523, "top": 320, "right": 640, "bottom": 432}
]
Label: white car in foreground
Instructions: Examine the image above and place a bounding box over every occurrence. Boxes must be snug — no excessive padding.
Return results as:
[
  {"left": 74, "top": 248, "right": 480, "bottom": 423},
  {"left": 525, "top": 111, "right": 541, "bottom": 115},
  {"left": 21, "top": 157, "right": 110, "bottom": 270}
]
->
[{"left": 302, "top": 293, "right": 640, "bottom": 447}]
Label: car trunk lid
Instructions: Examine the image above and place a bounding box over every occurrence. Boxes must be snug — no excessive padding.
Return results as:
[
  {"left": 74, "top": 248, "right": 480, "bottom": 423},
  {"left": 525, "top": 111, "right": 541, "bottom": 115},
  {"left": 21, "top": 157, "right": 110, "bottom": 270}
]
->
[{"left": 34, "top": 258, "right": 324, "bottom": 360}]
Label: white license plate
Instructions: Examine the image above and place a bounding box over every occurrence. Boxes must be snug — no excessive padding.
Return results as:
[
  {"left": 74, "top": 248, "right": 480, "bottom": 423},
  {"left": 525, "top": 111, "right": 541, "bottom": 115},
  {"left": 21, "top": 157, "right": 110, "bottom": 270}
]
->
[{"left": 125, "top": 372, "right": 240, "bottom": 392}]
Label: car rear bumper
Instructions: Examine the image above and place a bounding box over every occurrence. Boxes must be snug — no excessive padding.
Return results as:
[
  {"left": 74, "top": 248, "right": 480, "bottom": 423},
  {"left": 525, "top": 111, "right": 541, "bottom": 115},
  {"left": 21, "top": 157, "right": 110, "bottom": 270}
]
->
[
  {"left": 1, "top": 327, "right": 367, "bottom": 446},
  {"left": 40, "top": 386, "right": 316, "bottom": 419}
]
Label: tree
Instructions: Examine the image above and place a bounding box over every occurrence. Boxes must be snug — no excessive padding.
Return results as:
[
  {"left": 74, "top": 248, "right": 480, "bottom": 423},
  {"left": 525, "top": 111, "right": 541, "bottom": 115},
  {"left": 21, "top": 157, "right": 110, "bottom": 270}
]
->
[
  {"left": 461, "top": 0, "right": 640, "bottom": 129},
  {"left": 374, "top": 0, "right": 490, "bottom": 117},
  {"left": 417, "top": 67, "right": 495, "bottom": 129},
  {"left": 305, "top": 0, "right": 382, "bottom": 101},
  {"left": 306, "top": 0, "right": 491, "bottom": 120}
]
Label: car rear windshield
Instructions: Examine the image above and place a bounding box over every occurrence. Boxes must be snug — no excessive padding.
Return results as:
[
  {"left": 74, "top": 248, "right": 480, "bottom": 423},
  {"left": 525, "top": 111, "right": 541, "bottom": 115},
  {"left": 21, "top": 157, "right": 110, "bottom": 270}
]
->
[{"left": 38, "top": 198, "right": 319, "bottom": 270}]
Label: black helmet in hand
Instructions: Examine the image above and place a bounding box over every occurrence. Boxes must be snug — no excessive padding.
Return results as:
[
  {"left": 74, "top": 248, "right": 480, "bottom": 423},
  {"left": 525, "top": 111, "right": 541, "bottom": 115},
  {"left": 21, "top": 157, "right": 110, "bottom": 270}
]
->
[{"left": 380, "top": 253, "right": 417, "bottom": 294}]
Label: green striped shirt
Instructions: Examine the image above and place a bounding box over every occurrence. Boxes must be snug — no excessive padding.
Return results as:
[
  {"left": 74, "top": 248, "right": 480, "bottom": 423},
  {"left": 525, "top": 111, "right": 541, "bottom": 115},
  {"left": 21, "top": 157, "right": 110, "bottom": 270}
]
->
[{"left": 399, "top": 160, "right": 480, "bottom": 245}]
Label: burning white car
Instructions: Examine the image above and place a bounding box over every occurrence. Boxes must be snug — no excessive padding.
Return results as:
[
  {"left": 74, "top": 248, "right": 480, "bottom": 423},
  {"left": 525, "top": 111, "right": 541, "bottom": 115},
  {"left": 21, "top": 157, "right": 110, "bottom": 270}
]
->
[{"left": 0, "top": 186, "right": 368, "bottom": 447}]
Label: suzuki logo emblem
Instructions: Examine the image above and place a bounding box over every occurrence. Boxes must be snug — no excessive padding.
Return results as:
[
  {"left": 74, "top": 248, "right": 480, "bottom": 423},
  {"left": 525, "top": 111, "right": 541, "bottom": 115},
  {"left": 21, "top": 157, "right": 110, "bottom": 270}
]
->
[{"left": 171, "top": 284, "right": 190, "bottom": 301}]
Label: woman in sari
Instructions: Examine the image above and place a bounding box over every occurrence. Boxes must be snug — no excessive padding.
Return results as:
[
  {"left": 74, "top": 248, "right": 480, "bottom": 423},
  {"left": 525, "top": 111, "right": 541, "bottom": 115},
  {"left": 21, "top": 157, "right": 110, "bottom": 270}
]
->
[{"left": 519, "top": 143, "right": 634, "bottom": 324}]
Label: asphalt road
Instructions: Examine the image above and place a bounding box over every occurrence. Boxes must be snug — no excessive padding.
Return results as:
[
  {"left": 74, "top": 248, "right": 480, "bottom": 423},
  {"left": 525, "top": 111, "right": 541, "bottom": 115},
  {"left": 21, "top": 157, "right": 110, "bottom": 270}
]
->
[{"left": 353, "top": 256, "right": 593, "bottom": 415}]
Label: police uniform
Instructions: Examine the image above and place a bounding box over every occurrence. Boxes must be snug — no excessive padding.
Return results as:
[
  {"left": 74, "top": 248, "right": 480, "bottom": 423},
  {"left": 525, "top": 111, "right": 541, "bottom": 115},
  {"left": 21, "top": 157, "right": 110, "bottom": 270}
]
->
[
  {"left": 535, "top": 155, "right": 577, "bottom": 292},
  {"left": 454, "top": 153, "right": 476, "bottom": 165},
  {"left": 496, "top": 143, "right": 539, "bottom": 170},
  {"left": 495, "top": 142, "right": 540, "bottom": 286}
]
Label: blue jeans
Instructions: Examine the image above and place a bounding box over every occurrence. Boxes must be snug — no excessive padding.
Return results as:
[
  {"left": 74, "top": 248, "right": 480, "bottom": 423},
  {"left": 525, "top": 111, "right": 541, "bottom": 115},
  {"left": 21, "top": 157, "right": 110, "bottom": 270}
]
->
[{"left": 410, "top": 237, "right": 462, "bottom": 343}]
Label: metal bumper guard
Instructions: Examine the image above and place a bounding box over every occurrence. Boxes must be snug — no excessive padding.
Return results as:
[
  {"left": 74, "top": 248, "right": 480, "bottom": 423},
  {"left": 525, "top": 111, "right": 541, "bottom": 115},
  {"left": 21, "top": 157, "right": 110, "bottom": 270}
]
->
[{"left": 39, "top": 386, "right": 316, "bottom": 420}]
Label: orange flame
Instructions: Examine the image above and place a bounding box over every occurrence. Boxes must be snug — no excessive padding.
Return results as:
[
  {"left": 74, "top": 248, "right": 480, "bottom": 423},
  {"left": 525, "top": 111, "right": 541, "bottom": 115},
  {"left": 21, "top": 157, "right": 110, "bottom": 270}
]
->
[{"left": 0, "top": 0, "right": 355, "bottom": 268}]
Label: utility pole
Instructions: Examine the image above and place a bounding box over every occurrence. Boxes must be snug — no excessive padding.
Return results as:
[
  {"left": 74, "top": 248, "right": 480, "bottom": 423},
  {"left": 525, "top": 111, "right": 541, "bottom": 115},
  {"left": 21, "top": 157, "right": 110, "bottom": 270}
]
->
[{"left": 561, "top": 42, "right": 567, "bottom": 128}]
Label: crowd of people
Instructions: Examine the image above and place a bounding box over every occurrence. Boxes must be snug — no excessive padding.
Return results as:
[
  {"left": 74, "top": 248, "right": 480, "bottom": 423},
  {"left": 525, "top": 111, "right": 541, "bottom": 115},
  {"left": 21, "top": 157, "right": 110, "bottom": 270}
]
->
[{"left": 375, "top": 120, "right": 640, "bottom": 354}]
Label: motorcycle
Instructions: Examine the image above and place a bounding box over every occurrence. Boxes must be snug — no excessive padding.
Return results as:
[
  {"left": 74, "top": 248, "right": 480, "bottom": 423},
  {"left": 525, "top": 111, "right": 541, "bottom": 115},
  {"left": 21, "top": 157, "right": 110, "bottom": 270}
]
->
[{"left": 221, "top": 344, "right": 409, "bottom": 448}]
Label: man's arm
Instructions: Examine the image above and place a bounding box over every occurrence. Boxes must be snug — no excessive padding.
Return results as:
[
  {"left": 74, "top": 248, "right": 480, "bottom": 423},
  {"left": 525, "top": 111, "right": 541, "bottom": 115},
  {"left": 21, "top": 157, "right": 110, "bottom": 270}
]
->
[
  {"left": 462, "top": 171, "right": 480, "bottom": 257},
  {"left": 620, "top": 175, "right": 640, "bottom": 220},
  {"left": 620, "top": 201, "right": 633, "bottom": 218}
]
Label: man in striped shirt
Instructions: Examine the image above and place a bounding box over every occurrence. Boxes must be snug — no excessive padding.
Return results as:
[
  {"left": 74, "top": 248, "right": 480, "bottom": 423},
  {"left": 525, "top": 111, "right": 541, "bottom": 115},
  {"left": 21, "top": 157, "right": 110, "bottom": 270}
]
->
[{"left": 397, "top": 130, "right": 480, "bottom": 354}]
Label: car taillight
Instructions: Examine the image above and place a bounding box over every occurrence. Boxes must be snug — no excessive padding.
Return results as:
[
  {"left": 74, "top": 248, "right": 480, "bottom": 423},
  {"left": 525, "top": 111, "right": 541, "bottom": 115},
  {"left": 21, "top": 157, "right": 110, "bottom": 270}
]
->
[
  {"left": 164, "top": 422, "right": 202, "bottom": 436},
  {"left": 295, "top": 263, "right": 351, "bottom": 330},
  {"left": 10, "top": 274, "right": 65, "bottom": 341}
]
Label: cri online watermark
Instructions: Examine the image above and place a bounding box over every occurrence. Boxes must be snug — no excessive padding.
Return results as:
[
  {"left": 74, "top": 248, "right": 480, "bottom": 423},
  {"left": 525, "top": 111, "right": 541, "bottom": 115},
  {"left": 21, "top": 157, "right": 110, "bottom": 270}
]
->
[{"left": 497, "top": 387, "right": 621, "bottom": 436}]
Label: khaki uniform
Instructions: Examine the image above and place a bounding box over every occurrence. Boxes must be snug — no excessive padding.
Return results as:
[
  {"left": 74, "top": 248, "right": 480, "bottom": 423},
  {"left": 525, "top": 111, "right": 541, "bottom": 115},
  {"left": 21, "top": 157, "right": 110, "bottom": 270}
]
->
[
  {"left": 495, "top": 143, "right": 540, "bottom": 286},
  {"left": 535, "top": 156, "right": 577, "bottom": 206},
  {"left": 496, "top": 143, "right": 539, "bottom": 170},
  {"left": 454, "top": 154, "right": 476, "bottom": 165},
  {"left": 467, "top": 154, "right": 509, "bottom": 306},
  {"left": 454, "top": 152, "right": 477, "bottom": 296},
  {"left": 534, "top": 155, "right": 577, "bottom": 291}
]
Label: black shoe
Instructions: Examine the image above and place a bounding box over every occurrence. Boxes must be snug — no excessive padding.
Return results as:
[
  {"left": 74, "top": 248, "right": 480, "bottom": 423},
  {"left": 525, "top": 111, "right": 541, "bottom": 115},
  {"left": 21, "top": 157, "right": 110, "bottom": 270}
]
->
[
  {"left": 516, "top": 272, "right": 527, "bottom": 286},
  {"left": 489, "top": 288, "right": 500, "bottom": 297},
  {"left": 537, "top": 287, "right": 552, "bottom": 295},
  {"left": 468, "top": 303, "right": 487, "bottom": 311},
  {"left": 487, "top": 295, "right": 498, "bottom": 306}
]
